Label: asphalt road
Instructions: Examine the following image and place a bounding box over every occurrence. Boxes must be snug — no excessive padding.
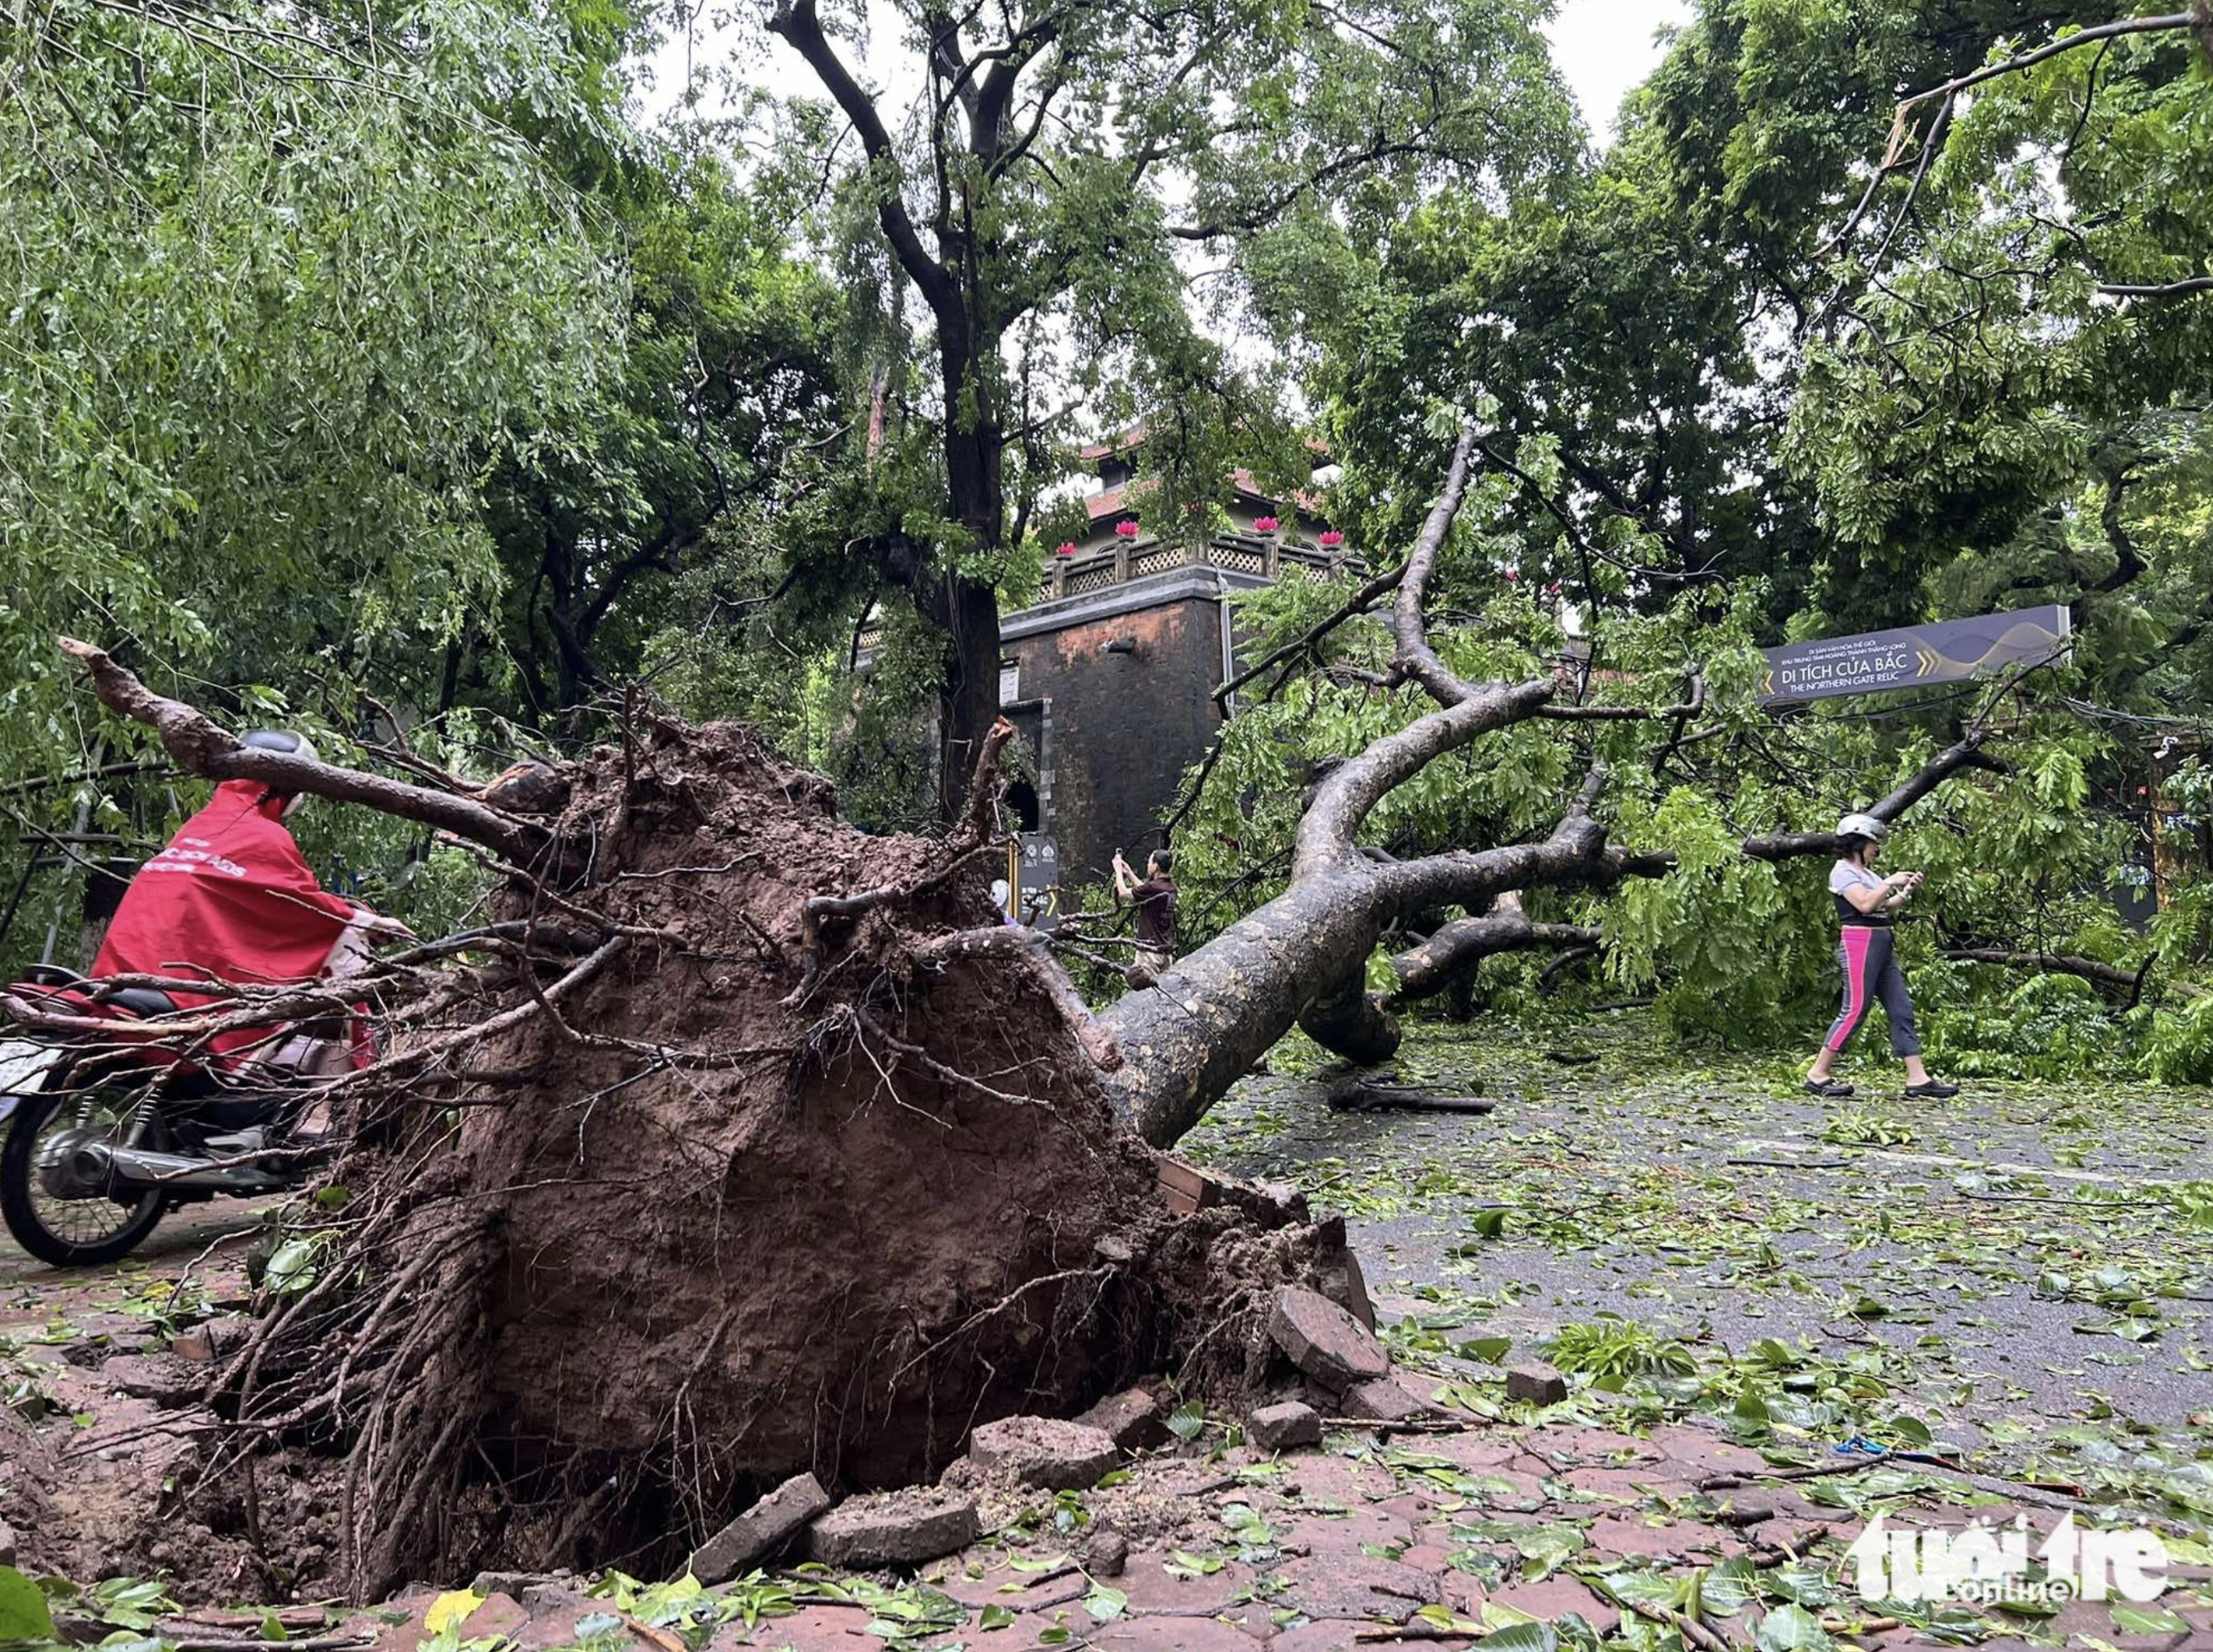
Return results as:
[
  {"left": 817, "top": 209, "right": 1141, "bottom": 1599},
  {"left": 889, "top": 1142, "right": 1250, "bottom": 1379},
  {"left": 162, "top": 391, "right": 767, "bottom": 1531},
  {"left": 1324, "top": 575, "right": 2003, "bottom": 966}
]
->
[{"left": 1180, "top": 1018, "right": 2213, "bottom": 1469}]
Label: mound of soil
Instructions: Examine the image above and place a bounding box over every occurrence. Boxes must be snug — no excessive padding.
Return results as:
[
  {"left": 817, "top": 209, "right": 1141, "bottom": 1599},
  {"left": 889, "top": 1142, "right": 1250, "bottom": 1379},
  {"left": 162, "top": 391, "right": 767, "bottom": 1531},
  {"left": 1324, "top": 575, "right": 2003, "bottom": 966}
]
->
[
  {"left": 0, "top": 1406, "right": 58, "bottom": 1563},
  {"left": 189, "top": 718, "right": 1318, "bottom": 1599}
]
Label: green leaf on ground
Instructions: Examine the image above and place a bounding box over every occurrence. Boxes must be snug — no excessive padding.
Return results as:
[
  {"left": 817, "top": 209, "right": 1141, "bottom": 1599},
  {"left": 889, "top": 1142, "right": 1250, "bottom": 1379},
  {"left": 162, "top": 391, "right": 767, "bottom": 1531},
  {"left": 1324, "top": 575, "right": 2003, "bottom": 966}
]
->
[
  {"left": 0, "top": 1567, "right": 57, "bottom": 1643},
  {"left": 1754, "top": 1603, "right": 1836, "bottom": 1652}
]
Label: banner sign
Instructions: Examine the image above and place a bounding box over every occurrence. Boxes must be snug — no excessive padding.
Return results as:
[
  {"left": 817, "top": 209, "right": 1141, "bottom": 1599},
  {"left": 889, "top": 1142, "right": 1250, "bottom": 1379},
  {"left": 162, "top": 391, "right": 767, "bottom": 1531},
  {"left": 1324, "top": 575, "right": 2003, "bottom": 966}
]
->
[{"left": 1760, "top": 605, "right": 2071, "bottom": 704}]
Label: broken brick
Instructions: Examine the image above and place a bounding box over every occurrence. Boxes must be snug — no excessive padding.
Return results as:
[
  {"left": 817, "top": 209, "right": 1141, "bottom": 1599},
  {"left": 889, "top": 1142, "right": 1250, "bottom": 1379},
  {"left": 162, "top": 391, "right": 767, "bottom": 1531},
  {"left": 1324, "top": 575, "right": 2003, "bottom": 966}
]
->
[
  {"left": 1268, "top": 1286, "right": 1389, "bottom": 1390},
  {"left": 1074, "top": 1388, "right": 1168, "bottom": 1451},
  {"left": 807, "top": 1488, "right": 979, "bottom": 1567},
  {"left": 1341, "top": 1375, "right": 1430, "bottom": 1423},
  {"left": 1505, "top": 1361, "right": 1568, "bottom": 1405},
  {"left": 688, "top": 1472, "right": 830, "bottom": 1583},
  {"left": 1247, "top": 1400, "right": 1322, "bottom": 1452},
  {"left": 968, "top": 1416, "right": 1119, "bottom": 1489}
]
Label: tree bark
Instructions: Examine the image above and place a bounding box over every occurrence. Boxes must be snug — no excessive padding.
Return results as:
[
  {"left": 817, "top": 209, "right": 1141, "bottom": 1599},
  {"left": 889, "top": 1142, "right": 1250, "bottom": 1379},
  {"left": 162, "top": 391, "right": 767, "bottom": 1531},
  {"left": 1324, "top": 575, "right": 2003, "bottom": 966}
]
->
[
  {"left": 769, "top": 0, "right": 1012, "bottom": 826},
  {"left": 930, "top": 573, "right": 1005, "bottom": 826},
  {"left": 58, "top": 640, "right": 547, "bottom": 867},
  {"left": 1093, "top": 421, "right": 2025, "bottom": 1146},
  {"left": 1099, "top": 789, "right": 1668, "bottom": 1145},
  {"left": 1739, "top": 735, "right": 2008, "bottom": 862},
  {"left": 1384, "top": 894, "right": 1603, "bottom": 1009},
  {"left": 1096, "top": 426, "right": 1672, "bottom": 1145},
  {"left": 1941, "top": 947, "right": 2204, "bottom": 1003}
]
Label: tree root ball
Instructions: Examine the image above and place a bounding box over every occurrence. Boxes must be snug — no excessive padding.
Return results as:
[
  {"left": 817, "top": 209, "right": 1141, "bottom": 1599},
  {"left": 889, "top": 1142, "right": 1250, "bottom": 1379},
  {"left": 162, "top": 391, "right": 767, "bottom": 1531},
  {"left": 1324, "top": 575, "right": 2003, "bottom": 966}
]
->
[{"left": 191, "top": 719, "right": 1320, "bottom": 1599}]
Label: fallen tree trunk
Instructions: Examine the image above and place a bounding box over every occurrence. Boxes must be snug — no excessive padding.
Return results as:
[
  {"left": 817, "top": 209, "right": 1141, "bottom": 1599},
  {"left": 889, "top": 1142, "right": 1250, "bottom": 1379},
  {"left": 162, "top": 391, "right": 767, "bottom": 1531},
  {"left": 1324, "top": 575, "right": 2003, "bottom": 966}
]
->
[
  {"left": 1101, "top": 428, "right": 1673, "bottom": 1145},
  {"left": 1099, "top": 426, "right": 2022, "bottom": 1142}
]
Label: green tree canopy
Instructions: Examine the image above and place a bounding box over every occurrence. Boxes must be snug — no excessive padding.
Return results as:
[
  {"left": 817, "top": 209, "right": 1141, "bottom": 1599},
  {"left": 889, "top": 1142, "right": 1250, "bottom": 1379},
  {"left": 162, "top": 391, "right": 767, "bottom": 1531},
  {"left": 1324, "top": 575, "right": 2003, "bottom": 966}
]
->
[
  {"left": 730, "top": 0, "right": 1579, "bottom": 818},
  {"left": 1, "top": 0, "right": 631, "bottom": 775}
]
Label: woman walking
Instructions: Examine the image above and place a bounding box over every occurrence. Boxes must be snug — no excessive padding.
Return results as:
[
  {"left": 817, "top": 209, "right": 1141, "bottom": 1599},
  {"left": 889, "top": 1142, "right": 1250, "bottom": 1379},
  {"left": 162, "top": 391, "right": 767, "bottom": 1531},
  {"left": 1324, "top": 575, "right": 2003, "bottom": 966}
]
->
[{"left": 1804, "top": 812, "right": 1958, "bottom": 1100}]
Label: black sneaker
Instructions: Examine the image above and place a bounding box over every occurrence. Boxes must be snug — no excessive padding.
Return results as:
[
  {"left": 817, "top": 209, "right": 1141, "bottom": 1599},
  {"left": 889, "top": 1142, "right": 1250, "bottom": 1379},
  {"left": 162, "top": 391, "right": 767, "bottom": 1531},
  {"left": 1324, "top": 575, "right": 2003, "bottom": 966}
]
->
[
  {"left": 1904, "top": 1079, "right": 1959, "bottom": 1099},
  {"left": 1804, "top": 1078, "right": 1854, "bottom": 1098}
]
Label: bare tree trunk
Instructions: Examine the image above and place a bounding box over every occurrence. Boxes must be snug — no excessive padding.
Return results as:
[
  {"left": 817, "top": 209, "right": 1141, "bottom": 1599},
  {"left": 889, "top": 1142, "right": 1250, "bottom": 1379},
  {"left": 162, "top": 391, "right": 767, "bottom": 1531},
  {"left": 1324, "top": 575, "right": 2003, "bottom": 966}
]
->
[{"left": 930, "top": 574, "right": 1005, "bottom": 827}]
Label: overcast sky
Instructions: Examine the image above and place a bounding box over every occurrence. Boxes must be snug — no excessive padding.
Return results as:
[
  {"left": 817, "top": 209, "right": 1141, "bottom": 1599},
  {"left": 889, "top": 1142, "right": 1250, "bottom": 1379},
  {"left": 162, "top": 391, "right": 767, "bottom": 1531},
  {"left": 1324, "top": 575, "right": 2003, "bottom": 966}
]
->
[
  {"left": 1548, "top": 0, "right": 1691, "bottom": 140},
  {"left": 641, "top": 0, "right": 1694, "bottom": 145}
]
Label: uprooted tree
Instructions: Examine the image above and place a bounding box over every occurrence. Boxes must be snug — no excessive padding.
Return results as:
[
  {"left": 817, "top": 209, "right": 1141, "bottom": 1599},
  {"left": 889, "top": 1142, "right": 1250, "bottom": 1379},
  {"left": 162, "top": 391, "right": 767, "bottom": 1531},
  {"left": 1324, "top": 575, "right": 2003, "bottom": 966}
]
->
[
  {"left": 40, "top": 422, "right": 2030, "bottom": 1595},
  {"left": 52, "top": 643, "right": 1351, "bottom": 1601}
]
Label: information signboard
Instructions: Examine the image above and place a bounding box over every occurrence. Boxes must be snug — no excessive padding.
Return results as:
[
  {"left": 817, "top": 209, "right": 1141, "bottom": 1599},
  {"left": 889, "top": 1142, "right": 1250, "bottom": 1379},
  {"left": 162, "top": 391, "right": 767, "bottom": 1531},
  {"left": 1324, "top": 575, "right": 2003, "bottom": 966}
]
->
[{"left": 1759, "top": 606, "right": 2070, "bottom": 704}]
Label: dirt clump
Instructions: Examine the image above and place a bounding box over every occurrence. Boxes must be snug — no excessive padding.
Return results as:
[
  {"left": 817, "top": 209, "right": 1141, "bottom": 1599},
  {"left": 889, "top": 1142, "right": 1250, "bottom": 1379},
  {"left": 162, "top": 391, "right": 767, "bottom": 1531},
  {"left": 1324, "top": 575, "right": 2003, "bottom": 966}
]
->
[{"left": 171, "top": 718, "right": 1328, "bottom": 1600}]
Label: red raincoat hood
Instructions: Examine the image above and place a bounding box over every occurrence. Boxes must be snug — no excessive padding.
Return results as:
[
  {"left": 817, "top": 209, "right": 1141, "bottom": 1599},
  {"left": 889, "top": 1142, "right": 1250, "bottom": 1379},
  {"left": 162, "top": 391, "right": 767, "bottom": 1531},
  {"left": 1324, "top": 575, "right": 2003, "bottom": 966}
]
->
[{"left": 94, "top": 780, "right": 361, "bottom": 1055}]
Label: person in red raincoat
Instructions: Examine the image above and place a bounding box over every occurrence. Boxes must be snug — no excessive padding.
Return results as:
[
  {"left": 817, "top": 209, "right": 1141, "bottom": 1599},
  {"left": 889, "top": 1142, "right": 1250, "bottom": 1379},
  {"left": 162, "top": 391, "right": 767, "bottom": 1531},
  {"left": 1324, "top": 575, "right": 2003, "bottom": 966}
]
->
[{"left": 92, "top": 732, "right": 410, "bottom": 1075}]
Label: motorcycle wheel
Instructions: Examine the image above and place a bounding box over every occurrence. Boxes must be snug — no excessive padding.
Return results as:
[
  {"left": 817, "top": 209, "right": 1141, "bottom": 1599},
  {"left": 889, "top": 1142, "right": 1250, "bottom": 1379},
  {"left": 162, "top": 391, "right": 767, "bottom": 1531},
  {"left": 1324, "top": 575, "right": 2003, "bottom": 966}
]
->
[{"left": 1, "top": 1087, "right": 168, "bottom": 1268}]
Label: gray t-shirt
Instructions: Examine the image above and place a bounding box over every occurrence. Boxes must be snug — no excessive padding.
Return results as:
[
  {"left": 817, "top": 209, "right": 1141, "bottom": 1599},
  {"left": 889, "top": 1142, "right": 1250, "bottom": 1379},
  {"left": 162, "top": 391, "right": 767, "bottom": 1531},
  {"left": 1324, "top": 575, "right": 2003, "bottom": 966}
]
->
[{"left": 1829, "top": 859, "right": 1888, "bottom": 924}]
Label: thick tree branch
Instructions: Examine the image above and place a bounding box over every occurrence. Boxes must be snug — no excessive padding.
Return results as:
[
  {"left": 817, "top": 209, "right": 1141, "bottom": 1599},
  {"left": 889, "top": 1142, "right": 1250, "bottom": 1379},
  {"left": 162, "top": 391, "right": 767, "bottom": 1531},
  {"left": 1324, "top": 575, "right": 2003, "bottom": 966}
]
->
[
  {"left": 768, "top": 0, "right": 963, "bottom": 322},
  {"left": 925, "top": 3, "right": 982, "bottom": 127},
  {"left": 1538, "top": 672, "right": 1705, "bottom": 722},
  {"left": 1100, "top": 766, "right": 1671, "bottom": 1145},
  {"left": 2090, "top": 465, "right": 2148, "bottom": 596},
  {"left": 1939, "top": 947, "right": 2203, "bottom": 1005},
  {"left": 1390, "top": 422, "right": 1483, "bottom": 707},
  {"left": 1894, "top": 14, "right": 2193, "bottom": 119},
  {"left": 1385, "top": 892, "right": 1603, "bottom": 1008},
  {"left": 969, "top": 16, "right": 1060, "bottom": 164},
  {"left": 1291, "top": 423, "right": 1560, "bottom": 878},
  {"left": 2099, "top": 275, "right": 2213, "bottom": 300},
  {"left": 1293, "top": 679, "right": 1556, "bottom": 879},
  {"left": 58, "top": 639, "right": 546, "bottom": 865},
  {"left": 1739, "top": 734, "right": 2010, "bottom": 862},
  {"left": 1379, "top": 768, "right": 1671, "bottom": 912}
]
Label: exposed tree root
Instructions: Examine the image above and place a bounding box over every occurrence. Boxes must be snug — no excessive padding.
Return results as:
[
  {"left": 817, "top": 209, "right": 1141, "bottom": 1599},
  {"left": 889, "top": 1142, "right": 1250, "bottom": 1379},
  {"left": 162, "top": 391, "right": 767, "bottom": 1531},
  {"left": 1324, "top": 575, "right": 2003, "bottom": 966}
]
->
[{"left": 53, "top": 652, "right": 1326, "bottom": 1602}]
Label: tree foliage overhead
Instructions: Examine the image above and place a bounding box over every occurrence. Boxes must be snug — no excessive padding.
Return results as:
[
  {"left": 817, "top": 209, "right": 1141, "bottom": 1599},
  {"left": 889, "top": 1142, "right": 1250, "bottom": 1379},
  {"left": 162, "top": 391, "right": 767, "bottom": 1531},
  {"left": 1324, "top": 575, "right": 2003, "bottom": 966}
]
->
[
  {"left": 1320, "top": 2, "right": 2212, "bottom": 668},
  {"left": 470, "top": 136, "right": 846, "bottom": 725},
  {"left": 3, "top": 0, "right": 2208, "bottom": 1086},
  {"left": 741, "top": 0, "right": 1578, "bottom": 818},
  {"left": 1, "top": 0, "right": 629, "bottom": 768},
  {"left": 0, "top": 0, "right": 851, "bottom": 961},
  {"left": 1162, "top": 1, "right": 2213, "bottom": 1080}
]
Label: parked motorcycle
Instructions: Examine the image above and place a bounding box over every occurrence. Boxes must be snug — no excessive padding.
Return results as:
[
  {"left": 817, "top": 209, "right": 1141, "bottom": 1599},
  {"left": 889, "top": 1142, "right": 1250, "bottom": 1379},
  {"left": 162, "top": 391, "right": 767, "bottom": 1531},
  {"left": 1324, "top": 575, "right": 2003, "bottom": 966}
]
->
[{"left": 0, "top": 964, "right": 339, "bottom": 1267}]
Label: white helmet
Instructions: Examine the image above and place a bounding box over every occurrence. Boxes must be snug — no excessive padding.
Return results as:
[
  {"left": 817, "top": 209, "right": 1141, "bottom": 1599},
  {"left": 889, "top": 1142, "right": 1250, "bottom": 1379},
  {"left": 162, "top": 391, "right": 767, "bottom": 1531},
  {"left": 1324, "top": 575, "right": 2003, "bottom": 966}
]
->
[
  {"left": 241, "top": 729, "right": 319, "bottom": 818},
  {"left": 1834, "top": 812, "right": 1888, "bottom": 844}
]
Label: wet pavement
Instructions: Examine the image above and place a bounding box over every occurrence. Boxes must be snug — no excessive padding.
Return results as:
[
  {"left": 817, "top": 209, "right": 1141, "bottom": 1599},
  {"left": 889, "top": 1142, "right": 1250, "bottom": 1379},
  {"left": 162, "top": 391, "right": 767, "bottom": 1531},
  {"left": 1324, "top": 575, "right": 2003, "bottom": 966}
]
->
[
  {"left": 1179, "top": 1020, "right": 2213, "bottom": 1490},
  {"left": 5, "top": 1026, "right": 2212, "bottom": 1649}
]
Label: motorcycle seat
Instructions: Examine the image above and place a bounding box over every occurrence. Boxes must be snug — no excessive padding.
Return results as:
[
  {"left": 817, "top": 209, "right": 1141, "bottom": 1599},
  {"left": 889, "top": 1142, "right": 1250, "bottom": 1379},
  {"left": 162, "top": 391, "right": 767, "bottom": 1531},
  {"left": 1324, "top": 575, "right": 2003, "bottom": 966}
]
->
[{"left": 21, "top": 963, "right": 178, "bottom": 1018}]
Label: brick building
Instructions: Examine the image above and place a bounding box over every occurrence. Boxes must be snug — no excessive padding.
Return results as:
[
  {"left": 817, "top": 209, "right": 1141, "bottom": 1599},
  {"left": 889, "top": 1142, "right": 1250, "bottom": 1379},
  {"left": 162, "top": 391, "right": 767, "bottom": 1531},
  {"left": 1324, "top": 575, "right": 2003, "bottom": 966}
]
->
[{"left": 995, "top": 440, "right": 1351, "bottom": 912}]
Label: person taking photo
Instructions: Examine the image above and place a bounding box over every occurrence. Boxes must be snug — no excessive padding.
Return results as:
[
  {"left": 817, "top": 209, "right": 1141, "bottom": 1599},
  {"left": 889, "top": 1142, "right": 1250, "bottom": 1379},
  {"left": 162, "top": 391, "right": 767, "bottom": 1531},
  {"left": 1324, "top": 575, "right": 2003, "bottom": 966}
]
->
[{"left": 1112, "top": 848, "right": 1177, "bottom": 986}]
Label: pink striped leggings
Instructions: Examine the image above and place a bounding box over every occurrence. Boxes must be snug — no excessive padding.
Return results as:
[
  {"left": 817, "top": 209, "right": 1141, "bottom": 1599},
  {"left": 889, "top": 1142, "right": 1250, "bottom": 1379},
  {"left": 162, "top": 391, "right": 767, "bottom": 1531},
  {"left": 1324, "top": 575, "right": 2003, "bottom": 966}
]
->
[{"left": 1824, "top": 923, "right": 1920, "bottom": 1056}]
